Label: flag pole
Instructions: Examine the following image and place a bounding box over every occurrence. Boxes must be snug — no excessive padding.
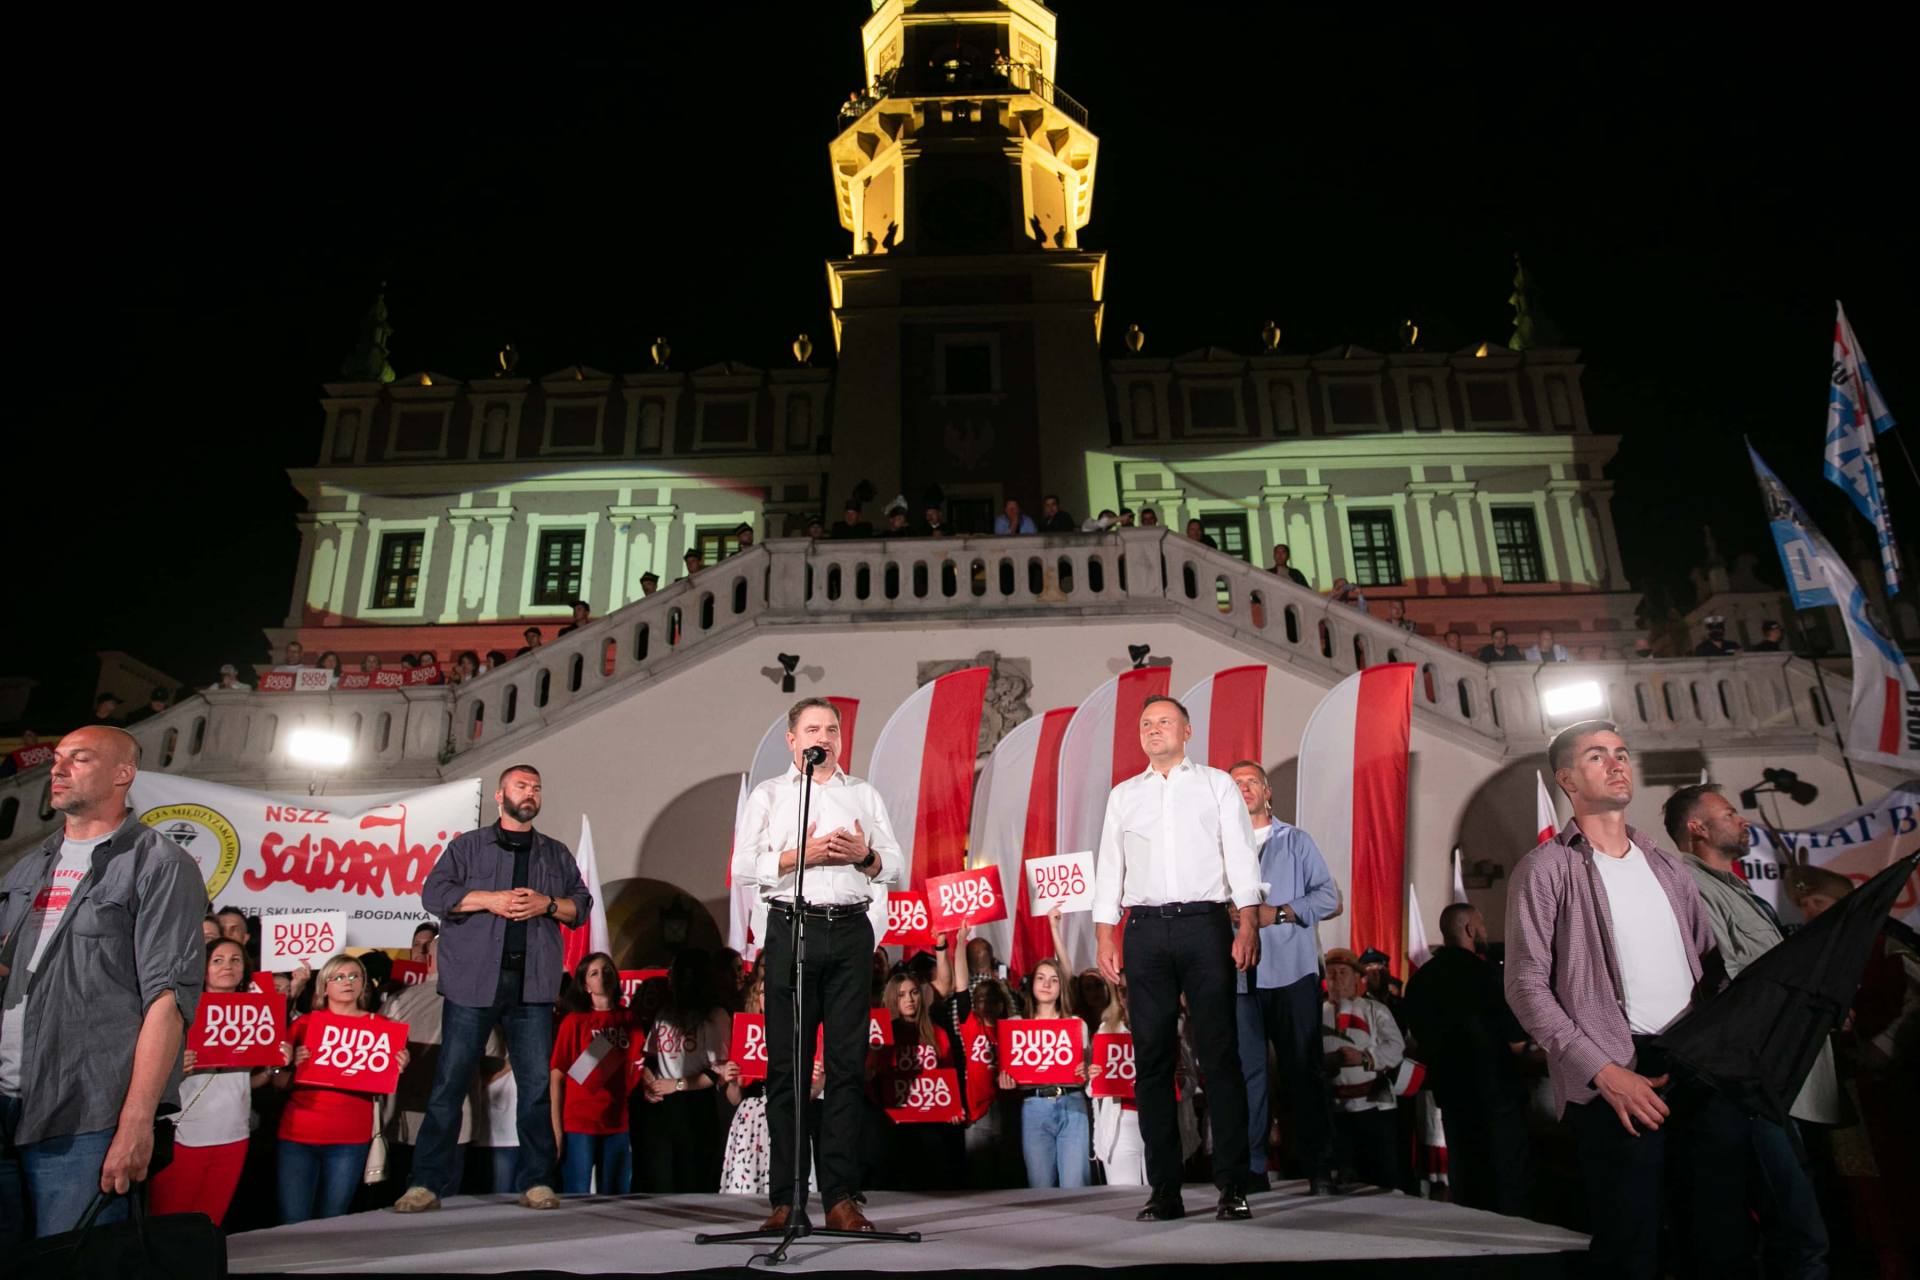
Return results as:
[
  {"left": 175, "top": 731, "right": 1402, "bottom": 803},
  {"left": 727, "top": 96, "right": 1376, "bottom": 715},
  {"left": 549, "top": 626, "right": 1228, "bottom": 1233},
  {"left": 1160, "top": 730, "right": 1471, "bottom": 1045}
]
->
[
  {"left": 1885, "top": 426, "right": 1920, "bottom": 490},
  {"left": 1785, "top": 611, "right": 1863, "bottom": 805}
]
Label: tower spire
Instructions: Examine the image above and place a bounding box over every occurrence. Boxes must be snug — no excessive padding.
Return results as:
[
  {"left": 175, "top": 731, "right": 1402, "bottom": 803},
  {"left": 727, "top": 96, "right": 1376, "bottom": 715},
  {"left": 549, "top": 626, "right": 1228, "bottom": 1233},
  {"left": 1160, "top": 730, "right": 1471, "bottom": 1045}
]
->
[
  {"left": 1507, "top": 253, "right": 1560, "bottom": 351},
  {"left": 340, "top": 287, "right": 396, "bottom": 383}
]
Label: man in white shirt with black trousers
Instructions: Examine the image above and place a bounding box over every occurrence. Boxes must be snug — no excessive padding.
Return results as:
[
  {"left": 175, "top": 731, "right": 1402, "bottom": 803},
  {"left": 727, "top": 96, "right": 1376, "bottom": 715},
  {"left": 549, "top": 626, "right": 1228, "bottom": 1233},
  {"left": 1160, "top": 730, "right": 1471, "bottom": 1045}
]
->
[
  {"left": 735, "top": 697, "right": 903, "bottom": 1236},
  {"left": 1094, "top": 694, "right": 1264, "bottom": 1221}
]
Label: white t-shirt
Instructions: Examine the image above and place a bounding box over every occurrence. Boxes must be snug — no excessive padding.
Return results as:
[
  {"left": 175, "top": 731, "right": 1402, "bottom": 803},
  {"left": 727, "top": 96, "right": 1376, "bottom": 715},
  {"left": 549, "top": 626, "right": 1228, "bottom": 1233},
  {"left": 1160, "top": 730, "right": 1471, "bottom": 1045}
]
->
[
  {"left": 646, "top": 1009, "right": 731, "bottom": 1080},
  {"left": 176, "top": 1069, "right": 253, "bottom": 1147},
  {"left": 468, "top": 1030, "right": 518, "bottom": 1147},
  {"left": 1592, "top": 841, "right": 1695, "bottom": 1034},
  {"left": 0, "top": 834, "right": 109, "bottom": 1094}
]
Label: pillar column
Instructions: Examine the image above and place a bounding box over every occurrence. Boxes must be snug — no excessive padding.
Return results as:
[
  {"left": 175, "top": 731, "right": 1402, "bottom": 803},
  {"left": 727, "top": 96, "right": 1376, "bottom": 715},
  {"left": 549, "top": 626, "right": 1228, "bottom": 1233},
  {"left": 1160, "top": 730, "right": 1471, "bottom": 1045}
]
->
[{"left": 439, "top": 514, "right": 473, "bottom": 622}]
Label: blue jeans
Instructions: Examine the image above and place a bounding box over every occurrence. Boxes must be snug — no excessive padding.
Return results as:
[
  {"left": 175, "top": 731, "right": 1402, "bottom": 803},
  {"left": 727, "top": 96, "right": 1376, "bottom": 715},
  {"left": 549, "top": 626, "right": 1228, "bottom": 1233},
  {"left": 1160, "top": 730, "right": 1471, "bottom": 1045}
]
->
[
  {"left": 560, "top": 1131, "right": 631, "bottom": 1195},
  {"left": 1751, "top": 1117, "right": 1827, "bottom": 1279},
  {"left": 469, "top": 1146, "right": 519, "bottom": 1194},
  {"left": 277, "top": 1140, "right": 370, "bottom": 1224},
  {"left": 1020, "top": 1092, "right": 1091, "bottom": 1188},
  {"left": 412, "top": 968, "right": 556, "bottom": 1197},
  {"left": 0, "top": 1096, "right": 123, "bottom": 1244}
]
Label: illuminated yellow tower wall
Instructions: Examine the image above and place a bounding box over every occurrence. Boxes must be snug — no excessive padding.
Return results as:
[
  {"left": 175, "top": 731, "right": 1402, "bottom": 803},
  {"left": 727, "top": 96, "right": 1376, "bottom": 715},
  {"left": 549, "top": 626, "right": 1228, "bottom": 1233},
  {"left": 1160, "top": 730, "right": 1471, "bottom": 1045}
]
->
[{"left": 825, "top": 0, "right": 1107, "bottom": 523}]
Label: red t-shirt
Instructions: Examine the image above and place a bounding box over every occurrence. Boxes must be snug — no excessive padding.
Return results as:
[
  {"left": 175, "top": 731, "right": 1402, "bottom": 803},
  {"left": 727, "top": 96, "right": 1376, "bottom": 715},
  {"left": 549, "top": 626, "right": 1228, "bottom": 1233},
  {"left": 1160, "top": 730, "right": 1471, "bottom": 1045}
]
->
[
  {"left": 550, "top": 1009, "right": 640, "bottom": 1135},
  {"left": 278, "top": 1014, "right": 376, "bottom": 1145},
  {"left": 958, "top": 1015, "right": 997, "bottom": 1123}
]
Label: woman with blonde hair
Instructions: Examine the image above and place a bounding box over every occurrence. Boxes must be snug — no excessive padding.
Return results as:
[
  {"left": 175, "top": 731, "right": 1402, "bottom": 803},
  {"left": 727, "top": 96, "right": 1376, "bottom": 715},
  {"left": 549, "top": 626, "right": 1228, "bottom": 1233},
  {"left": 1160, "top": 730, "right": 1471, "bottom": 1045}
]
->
[{"left": 272, "top": 954, "right": 408, "bottom": 1223}]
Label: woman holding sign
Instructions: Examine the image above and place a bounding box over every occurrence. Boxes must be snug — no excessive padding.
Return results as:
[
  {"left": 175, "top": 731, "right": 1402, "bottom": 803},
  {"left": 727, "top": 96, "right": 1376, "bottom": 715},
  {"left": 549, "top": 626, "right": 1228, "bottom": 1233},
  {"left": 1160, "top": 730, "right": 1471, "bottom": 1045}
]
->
[
  {"left": 875, "top": 973, "right": 962, "bottom": 1189},
  {"left": 271, "top": 954, "right": 409, "bottom": 1223},
  {"left": 1005, "top": 955, "right": 1092, "bottom": 1188},
  {"left": 149, "top": 938, "right": 289, "bottom": 1226},
  {"left": 548, "top": 953, "right": 639, "bottom": 1195}
]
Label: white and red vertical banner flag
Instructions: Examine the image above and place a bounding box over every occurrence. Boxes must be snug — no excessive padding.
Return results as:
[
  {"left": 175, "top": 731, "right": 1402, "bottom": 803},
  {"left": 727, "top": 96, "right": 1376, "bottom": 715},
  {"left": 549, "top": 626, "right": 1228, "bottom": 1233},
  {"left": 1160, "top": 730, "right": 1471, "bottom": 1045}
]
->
[
  {"left": 1297, "top": 664, "right": 1414, "bottom": 979},
  {"left": 1450, "top": 847, "right": 1467, "bottom": 903},
  {"left": 1536, "top": 771, "right": 1560, "bottom": 845},
  {"left": 1057, "top": 667, "right": 1172, "bottom": 973},
  {"left": 731, "top": 698, "right": 861, "bottom": 954},
  {"left": 561, "top": 815, "right": 611, "bottom": 975},
  {"left": 868, "top": 668, "right": 990, "bottom": 895},
  {"left": 1822, "top": 301, "right": 1902, "bottom": 596},
  {"left": 1407, "top": 882, "right": 1433, "bottom": 970},
  {"left": 127, "top": 774, "right": 480, "bottom": 949},
  {"left": 968, "top": 706, "right": 1074, "bottom": 980},
  {"left": 1180, "top": 665, "right": 1268, "bottom": 771}
]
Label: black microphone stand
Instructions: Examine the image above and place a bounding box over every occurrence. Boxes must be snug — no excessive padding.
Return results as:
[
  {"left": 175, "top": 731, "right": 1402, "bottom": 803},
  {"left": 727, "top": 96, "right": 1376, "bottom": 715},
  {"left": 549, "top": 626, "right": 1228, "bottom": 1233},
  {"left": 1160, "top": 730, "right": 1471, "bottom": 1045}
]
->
[{"left": 695, "top": 745, "right": 920, "bottom": 1263}]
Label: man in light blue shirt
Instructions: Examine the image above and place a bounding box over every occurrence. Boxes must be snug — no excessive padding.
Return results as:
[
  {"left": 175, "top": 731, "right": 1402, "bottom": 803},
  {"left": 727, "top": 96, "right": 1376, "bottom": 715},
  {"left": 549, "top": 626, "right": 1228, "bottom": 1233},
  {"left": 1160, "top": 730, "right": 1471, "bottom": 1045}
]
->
[
  {"left": 1227, "top": 761, "right": 1341, "bottom": 1194},
  {"left": 992, "top": 498, "right": 1037, "bottom": 535}
]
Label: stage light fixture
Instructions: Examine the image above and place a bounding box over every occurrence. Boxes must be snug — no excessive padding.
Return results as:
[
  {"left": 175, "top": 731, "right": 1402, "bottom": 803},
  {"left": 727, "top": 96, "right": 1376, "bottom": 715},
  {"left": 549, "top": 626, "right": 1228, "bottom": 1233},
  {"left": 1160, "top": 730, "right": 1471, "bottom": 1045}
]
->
[
  {"left": 287, "top": 728, "right": 353, "bottom": 768},
  {"left": 1128, "top": 644, "right": 1152, "bottom": 669},
  {"left": 777, "top": 653, "right": 800, "bottom": 693},
  {"left": 1541, "top": 681, "right": 1604, "bottom": 720}
]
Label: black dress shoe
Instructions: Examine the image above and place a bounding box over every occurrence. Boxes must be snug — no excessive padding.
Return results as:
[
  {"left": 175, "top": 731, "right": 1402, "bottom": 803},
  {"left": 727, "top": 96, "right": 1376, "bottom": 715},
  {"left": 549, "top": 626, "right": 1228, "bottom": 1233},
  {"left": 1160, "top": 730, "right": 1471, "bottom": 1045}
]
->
[
  {"left": 1136, "top": 1195, "right": 1186, "bottom": 1221},
  {"left": 1216, "top": 1188, "right": 1252, "bottom": 1220}
]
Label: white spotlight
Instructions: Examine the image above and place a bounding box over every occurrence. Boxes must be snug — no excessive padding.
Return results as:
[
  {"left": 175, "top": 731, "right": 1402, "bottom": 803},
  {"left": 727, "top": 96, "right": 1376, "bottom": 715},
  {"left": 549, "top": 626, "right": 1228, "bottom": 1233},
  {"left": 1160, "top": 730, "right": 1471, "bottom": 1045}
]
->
[
  {"left": 1541, "top": 681, "right": 1605, "bottom": 720},
  {"left": 287, "top": 728, "right": 353, "bottom": 768}
]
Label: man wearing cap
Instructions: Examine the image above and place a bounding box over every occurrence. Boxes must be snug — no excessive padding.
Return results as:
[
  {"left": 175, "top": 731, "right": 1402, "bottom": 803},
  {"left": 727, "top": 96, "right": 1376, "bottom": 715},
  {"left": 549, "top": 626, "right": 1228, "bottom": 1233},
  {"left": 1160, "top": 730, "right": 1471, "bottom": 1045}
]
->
[
  {"left": 205, "top": 665, "right": 250, "bottom": 692},
  {"left": 1693, "top": 616, "right": 1741, "bottom": 657},
  {"left": 557, "top": 600, "right": 590, "bottom": 636},
  {"left": 514, "top": 627, "right": 543, "bottom": 658},
  {"left": 639, "top": 571, "right": 661, "bottom": 596},
  {"left": 830, "top": 502, "right": 872, "bottom": 539},
  {"left": 1752, "top": 620, "right": 1785, "bottom": 652},
  {"left": 734, "top": 523, "right": 755, "bottom": 553},
  {"left": 1094, "top": 695, "right": 1263, "bottom": 1222},
  {"left": 682, "top": 548, "right": 705, "bottom": 578},
  {"left": 1320, "top": 947, "right": 1405, "bottom": 1190}
]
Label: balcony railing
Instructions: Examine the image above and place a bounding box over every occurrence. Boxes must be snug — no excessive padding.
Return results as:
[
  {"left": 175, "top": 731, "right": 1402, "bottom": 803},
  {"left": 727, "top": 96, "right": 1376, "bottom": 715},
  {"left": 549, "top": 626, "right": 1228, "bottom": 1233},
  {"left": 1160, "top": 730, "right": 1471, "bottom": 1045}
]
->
[
  {"left": 0, "top": 530, "right": 1863, "bottom": 858},
  {"left": 836, "top": 61, "right": 1088, "bottom": 130}
]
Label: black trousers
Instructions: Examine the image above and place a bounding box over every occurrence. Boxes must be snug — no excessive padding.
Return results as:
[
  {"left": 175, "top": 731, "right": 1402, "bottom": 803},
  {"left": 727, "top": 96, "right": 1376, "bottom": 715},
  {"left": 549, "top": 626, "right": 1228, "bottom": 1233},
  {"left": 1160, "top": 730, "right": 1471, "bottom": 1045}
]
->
[
  {"left": 1126, "top": 908, "right": 1250, "bottom": 1195},
  {"left": 1566, "top": 1041, "right": 1753, "bottom": 1280},
  {"left": 1438, "top": 1094, "right": 1531, "bottom": 1216},
  {"left": 1237, "top": 972, "right": 1337, "bottom": 1179},
  {"left": 764, "top": 905, "right": 873, "bottom": 1212},
  {"left": 1333, "top": 1106, "right": 1398, "bottom": 1189}
]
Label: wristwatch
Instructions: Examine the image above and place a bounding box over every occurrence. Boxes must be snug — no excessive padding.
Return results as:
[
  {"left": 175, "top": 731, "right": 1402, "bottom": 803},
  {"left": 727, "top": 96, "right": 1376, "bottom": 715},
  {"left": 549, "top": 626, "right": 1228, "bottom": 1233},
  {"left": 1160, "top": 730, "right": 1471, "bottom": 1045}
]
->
[
  {"left": 675, "top": 1077, "right": 688, "bottom": 1092},
  {"left": 856, "top": 850, "right": 879, "bottom": 874},
  {"left": 544, "top": 897, "right": 557, "bottom": 918}
]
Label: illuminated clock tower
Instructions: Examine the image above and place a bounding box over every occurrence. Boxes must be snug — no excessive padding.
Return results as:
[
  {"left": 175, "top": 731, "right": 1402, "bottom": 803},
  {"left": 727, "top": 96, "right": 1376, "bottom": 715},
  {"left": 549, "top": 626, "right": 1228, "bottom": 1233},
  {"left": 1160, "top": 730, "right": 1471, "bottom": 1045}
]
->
[{"left": 825, "top": 0, "right": 1107, "bottom": 525}]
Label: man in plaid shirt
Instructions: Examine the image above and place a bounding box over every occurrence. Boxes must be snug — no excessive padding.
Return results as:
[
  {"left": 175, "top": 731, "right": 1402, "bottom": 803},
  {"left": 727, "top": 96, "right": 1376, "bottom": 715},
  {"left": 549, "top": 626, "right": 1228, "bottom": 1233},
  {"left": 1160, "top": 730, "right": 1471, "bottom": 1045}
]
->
[{"left": 1505, "top": 720, "right": 1749, "bottom": 1279}]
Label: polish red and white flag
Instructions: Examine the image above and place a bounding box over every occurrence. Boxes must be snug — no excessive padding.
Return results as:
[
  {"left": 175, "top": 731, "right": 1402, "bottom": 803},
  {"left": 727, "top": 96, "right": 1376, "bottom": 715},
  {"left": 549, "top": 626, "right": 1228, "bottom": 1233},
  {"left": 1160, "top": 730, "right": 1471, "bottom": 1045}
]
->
[
  {"left": 1296, "top": 664, "right": 1414, "bottom": 979},
  {"left": 1055, "top": 666, "right": 1173, "bottom": 972},
  {"left": 1535, "top": 770, "right": 1560, "bottom": 846},
  {"left": 868, "top": 668, "right": 991, "bottom": 899},
  {"left": 970, "top": 707, "right": 1075, "bottom": 982},
  {"left": 727, "top": 697, "right": 861, "bottom": 956},
  {"left": 560, "top": 815, "right": 611, "bottom": 974},
  {"left": 1179, "top": 665, "right": 1268, "bottom": 771}
]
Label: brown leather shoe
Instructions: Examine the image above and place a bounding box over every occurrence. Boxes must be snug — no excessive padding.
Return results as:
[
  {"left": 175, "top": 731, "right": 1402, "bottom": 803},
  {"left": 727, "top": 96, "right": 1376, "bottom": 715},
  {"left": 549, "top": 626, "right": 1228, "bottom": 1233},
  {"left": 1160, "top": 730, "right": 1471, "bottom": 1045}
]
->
[
  {"left": 824, "top": 1198, "right": 875, "bottom": 1233},
  {"left": 761, "top": 1204, "right": 809, "bottom": 1231}
]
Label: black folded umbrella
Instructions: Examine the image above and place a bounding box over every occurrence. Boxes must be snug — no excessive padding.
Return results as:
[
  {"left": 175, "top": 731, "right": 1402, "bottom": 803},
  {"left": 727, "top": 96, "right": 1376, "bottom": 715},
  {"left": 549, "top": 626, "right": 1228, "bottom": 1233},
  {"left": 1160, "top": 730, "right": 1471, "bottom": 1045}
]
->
[{"left": 1653, "top": 850, "right": 1919, "bottom": 1126}]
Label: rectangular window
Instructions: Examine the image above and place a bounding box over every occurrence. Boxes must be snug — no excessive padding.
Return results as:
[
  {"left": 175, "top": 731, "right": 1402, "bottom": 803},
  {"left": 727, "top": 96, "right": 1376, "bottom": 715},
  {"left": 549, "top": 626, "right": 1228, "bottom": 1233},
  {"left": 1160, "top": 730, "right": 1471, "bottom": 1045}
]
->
[
  {"left": 532, "top": 529, "right": 587, "bottom": 605},
  {"left": 1197, "top": 513, "right": 1250, "bottom": 562},
  {"left": 1491, "top": 506, "right": 1546, "bottom": 583},
  {"left": 1347, "top": 511, "right": 1401, "bottom": 587},
  {"left": 697, "top": 529, "right": 744, "bottom": 563},
  {"left": 374, "top": 532, "right": 425, "bottom": 609}
]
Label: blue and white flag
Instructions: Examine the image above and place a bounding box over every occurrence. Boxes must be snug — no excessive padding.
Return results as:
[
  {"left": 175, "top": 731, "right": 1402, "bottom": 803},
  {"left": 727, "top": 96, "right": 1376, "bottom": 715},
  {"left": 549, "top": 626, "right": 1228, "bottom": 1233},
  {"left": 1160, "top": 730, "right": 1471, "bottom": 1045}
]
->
[
  {"left": 1750, "top": 443, "right": 1920, "bottom": 768},
  {"left": 1822, "top": 301, "right": 1901, "bottom": 595}
]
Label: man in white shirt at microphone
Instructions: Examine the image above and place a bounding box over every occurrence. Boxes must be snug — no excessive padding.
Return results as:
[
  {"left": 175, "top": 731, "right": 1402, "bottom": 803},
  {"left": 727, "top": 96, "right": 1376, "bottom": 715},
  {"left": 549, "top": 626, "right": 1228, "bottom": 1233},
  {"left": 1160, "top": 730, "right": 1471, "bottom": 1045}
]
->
[
  {"left": 1094, "top": 694, "right": 1264, "bottom": 1222},
  {"left": 734, "top": 698, "right": 903, "bottom": 1235}
]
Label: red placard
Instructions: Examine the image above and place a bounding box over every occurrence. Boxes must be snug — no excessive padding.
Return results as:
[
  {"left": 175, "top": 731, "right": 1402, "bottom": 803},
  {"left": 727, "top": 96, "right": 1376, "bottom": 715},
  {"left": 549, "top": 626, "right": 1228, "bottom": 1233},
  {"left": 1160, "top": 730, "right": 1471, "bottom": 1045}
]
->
[
  {"left": 188, "top": 992, "right": 287, "bottom": 1069},
  {"left": 8, "top": 745, "right": 52, "bottom": 772},
  {"left": 390, "top": 960, "right": 429, "bottom": 987},
  {"left": 997, "top": 1018, "right": 1083, "bottom": 1086},
  {"left": 881, "top": 892, "right": 935, "bottom": 950},
  {"left": 407, "top": 664, "right": 443, "bottom": 685},
  {"left": 1089, "top": 1032, "right": 1136, "bottom": 1099},
  {"left": 249, "top": 973, "right": 278, "bottom": 996},
  {"left": 881, "top": 1066, "right": 962, "bottom": 1123},
  {"left": 924, "top": 866, "right": 1007, "bottom": 934},
  {"left": 292, "top": 1012, "right": 406, "bottom": 1094},
  {"left": 619, "top": 969, "right": 669, "bottom": 1004},
  {"left": 729, "top": 1013, "right": 768, "bottom": 1081}
]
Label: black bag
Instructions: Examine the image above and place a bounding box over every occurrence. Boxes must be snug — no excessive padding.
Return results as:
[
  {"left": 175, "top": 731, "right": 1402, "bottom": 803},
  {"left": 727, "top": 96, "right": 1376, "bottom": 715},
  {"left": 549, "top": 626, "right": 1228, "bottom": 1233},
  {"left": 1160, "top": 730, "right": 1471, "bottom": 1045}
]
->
[{"left": 22, "top": 1189, "right": 226, "bottom": 1280}]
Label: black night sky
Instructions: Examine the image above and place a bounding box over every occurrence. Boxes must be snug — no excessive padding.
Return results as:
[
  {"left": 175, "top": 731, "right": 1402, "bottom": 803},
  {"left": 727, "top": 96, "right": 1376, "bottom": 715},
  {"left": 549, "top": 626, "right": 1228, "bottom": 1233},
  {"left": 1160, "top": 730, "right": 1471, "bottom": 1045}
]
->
[{"left": 13, "top": 6, "right": 1914, "bottom": 726}]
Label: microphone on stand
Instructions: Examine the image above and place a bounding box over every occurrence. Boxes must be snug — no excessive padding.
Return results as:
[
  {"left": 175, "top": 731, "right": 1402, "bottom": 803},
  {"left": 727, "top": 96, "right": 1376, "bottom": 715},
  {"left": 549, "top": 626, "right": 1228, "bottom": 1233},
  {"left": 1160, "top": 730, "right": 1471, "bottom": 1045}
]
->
[{"left": 802, "top": 745, "right": 830, "bottom": 767}]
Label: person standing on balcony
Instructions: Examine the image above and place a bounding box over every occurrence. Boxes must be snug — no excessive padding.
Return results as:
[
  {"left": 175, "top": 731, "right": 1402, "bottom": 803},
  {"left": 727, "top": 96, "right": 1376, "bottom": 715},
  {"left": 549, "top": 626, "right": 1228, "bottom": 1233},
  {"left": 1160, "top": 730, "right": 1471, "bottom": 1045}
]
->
[
  {"left": 1525, "top": 628, "right": 1570, "bottom": 662},
  {"left": 515, "top": 627, "right": 543, "bottom": 658},
  {"left": 1476, "top": 627, "right": 1524, "bottom": 662},
  {"left": 1384, "top": 600, "right": 1418, "bottom": 635},
  {"left": 736, "top": 697, "right": 902, "bottom": 1234},
  {"left": 1184, "top": 519, "right": 1218, "bottom": 549},
  {"left": 1272, "top": 545, "right": 1309, "bottom": 587},
  {"left": 1093, "top": 695, "right": 1264, "bottom": 1222},
  {"left": 1505, "top": 721, "right": 1745, "bottom": 1279},
  {"left": 1752, "top": 620, "right": 1785, "bottom": 652},
  {"left": 1040, "top": 495, "right": 1077, "bottom": 533},
  {"left": 830, "top": 501, "right": 872, "bottom": 539},
  {"left": 1329, "top": 578, "right": 1367, "bottom": 611},
  {"left": 392, "top": 764, "right": 590, "bottom": 1215},
  {"left": 558, "top": 600, "right": 591, "bottom": 636},
  {"left": 1693, "top": 616, "right": 1742, "bottom": 657},
  {"left": 994, "top": 499, "right": 1037, "bottom": 535}
]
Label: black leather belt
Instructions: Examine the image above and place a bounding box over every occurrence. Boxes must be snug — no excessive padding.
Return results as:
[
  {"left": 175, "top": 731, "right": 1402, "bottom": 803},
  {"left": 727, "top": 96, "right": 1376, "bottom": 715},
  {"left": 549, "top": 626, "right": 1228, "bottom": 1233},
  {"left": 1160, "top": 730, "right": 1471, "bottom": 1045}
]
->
[
  {"left": 769, "top": 901, "right": 868, "bottom": 921},
  {"left": 1019, "top": 1084, "right": 1079, "bottom": 1099},
  {"left": 1127, "top": 900, "right": 1227, "bottom": 919}
]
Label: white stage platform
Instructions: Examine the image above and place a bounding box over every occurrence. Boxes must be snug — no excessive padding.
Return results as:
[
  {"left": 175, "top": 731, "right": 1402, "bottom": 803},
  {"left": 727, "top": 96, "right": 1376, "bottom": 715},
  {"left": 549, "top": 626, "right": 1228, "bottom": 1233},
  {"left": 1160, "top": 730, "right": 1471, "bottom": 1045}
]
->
[{"left": 228, "top": 1183, "right": 1588, "bottom": 1276}]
